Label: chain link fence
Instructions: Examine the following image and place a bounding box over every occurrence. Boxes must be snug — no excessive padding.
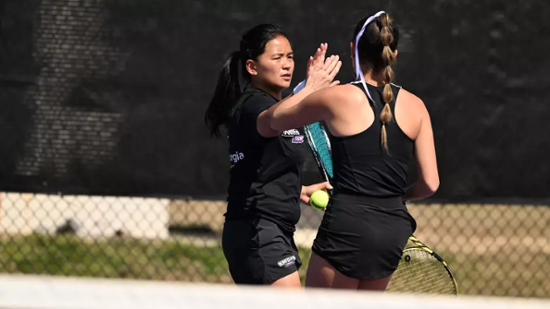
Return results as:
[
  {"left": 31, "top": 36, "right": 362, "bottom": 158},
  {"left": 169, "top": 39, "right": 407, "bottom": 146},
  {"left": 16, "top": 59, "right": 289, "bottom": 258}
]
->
[{"left": 0, "top": 192, "right": 548, "bottom": 297}]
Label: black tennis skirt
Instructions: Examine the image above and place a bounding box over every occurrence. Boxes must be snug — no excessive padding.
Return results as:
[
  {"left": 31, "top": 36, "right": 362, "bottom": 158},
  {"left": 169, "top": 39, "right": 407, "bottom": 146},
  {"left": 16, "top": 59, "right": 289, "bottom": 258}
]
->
[{"left": 311, "top": 194, "right": 416, "bottom": 280}]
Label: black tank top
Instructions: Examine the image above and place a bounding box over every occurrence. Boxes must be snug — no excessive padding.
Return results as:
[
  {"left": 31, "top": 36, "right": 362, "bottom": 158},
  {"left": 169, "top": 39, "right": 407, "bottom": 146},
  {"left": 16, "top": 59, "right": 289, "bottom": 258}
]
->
[{"left": 330, "top": 82, "right": 414, "bottom": 197}]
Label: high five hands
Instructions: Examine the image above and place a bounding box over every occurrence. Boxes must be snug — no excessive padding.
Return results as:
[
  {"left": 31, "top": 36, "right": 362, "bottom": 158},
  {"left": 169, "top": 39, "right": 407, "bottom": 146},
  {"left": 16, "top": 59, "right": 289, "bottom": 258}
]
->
[{"left": 305, "top": 43, "right": 342, "bottom": 91}]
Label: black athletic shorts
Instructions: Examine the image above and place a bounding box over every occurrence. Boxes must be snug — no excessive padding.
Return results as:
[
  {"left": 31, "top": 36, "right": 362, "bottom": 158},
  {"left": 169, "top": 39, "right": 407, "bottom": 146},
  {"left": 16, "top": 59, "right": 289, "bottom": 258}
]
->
[
  {"left": 312, "top": 194, "right": 416, "bottom": 280},
  {"left": 222, "top": 217, "right": 302, "bottom": 285}
]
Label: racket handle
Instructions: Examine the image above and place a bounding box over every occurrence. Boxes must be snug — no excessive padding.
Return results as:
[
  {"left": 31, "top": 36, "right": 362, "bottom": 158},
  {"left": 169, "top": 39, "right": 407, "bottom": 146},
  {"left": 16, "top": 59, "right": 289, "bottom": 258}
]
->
[{"left": 293, "top": 80, "right": 306, "bottom": 94}]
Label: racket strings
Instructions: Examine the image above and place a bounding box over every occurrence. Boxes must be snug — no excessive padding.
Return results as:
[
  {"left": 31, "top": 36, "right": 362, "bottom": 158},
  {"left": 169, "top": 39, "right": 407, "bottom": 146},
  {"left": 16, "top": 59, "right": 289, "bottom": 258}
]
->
[{"left": 387, "top": 249, "right": 457, "bottom": 294}]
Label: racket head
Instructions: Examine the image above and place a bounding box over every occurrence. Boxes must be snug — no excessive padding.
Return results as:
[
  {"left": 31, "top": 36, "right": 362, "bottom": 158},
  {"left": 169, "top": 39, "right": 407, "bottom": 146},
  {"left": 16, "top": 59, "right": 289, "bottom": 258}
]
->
[{"left": 386, "top": 244, "right": 459, "bottom": 295}]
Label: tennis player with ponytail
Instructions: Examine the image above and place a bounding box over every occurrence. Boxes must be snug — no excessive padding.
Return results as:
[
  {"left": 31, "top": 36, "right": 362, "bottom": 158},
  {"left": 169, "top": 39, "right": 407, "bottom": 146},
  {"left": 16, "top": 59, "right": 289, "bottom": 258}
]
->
[
  {"left": 270, "top": 12, "right": 439, "bottom": 290},
  {"left": 204, "top": 24, "right": 341, "bottom": 287}
]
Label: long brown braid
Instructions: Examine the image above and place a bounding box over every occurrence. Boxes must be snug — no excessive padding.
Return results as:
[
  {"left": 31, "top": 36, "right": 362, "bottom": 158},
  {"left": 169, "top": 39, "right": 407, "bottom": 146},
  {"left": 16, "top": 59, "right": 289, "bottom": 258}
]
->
[{"left": 378, "top": 13, "right": 396, "bottom": 152}]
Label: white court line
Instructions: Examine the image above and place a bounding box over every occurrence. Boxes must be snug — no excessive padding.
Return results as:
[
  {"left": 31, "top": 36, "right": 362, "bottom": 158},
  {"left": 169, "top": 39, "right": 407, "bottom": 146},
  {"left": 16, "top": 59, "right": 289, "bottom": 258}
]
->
[{"left": 0, "top": 274, "right": 549, "bottom": 309}]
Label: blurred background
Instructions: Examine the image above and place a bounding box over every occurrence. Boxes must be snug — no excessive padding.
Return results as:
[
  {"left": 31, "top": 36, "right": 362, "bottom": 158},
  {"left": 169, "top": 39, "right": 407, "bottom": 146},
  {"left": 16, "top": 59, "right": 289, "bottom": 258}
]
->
[{"left": 0, "top": 0, "right": 549, "bottom": 299}]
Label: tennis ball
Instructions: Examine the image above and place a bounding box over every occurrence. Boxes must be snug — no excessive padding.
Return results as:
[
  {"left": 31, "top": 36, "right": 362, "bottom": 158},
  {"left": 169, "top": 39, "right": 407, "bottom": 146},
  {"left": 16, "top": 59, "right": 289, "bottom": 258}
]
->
[{"left": 310, "top": 190, "right": 329, "bottom": 210}]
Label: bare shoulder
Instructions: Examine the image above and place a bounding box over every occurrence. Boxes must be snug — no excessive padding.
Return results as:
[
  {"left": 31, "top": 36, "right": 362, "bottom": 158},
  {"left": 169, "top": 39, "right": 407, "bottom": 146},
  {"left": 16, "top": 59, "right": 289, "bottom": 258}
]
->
[
  {"left": 397, "top": 87, "right": 429, "bottom": 115},
  {"left": 313, "top": 84, "right": 367, "bottom": 108},
  {"left": 336, "top": 84, "right": 367, "bottom": 100},
  {"left": 398, "top": 88, "right": 425, "bottom": 108}
]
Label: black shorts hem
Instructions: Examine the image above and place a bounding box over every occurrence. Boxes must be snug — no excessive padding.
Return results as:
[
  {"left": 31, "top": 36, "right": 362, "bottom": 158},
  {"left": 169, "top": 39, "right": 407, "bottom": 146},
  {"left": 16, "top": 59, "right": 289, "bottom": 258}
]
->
[
  {"left": 311, "top": 248, "right": 395, "bottom": 280},
  {"left": 222, "top": 218, "right": 302, "bottom": 285},
  {"left": 262, "top": 265, "right": 300, "bottom": 285}
]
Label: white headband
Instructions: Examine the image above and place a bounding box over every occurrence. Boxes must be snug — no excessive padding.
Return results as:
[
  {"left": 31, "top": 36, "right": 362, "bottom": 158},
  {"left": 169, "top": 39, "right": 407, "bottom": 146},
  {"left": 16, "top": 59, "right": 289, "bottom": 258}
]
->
[{"left": 354, "top": 11, "right": 385, "bottom": 105}]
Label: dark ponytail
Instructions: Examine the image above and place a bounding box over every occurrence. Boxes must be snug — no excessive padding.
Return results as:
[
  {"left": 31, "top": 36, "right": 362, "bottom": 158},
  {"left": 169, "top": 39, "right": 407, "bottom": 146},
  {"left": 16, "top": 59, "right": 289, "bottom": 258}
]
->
[
  {"left": 205, "top": 24, "right": 288, "bottom": 138},
  {"left": 204, "top": 51, "right": 244, "bottom": 138}
]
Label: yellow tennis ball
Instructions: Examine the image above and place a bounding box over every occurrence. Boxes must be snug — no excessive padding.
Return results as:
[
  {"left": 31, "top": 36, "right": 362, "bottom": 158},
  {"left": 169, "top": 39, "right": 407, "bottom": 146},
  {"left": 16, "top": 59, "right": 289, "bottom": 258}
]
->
[{"left": 310, "top": 190, "right": 329, "bottom": 210}]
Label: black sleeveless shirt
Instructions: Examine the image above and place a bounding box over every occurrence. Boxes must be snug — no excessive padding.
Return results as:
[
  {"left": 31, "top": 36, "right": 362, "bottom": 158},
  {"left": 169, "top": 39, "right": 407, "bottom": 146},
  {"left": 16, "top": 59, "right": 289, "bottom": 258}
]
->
[{"left": 330, "top": 82, "right": 414, "bottom": 197}]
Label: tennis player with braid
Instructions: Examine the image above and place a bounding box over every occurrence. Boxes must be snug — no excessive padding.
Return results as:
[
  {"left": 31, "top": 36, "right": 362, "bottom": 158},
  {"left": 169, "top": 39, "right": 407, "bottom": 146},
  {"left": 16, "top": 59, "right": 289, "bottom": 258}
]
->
[
  {"left": 204, "top": 24, "right": 341, "bottom": 287},
  {"left": 270, "top": 12, "right": 439, "bottom": 290}
]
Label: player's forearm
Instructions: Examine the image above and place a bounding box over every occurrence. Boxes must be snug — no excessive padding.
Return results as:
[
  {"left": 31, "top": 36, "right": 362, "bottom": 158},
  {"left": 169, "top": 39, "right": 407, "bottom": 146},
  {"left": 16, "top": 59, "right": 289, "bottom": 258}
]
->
[
  {"left": 402, "top": 179, "right": 439, "bottom": 201},
  {"left": 269, "top": 86, "right": 314, "bottom": 130}
]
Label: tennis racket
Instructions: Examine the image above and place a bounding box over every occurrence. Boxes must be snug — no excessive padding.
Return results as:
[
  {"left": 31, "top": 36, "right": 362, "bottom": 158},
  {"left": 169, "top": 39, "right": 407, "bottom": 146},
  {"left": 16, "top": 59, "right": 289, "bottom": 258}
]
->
[
  {"left": 303, "top": 121, "right": 458, "bottom": 295},
  {"left": 386, "top": 236, "right": 459, "bottom": 294}
]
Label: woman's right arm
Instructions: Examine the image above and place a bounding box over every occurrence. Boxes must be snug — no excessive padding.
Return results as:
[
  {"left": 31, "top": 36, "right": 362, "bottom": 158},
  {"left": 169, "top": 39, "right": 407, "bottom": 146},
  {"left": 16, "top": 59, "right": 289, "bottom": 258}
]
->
[{"left": 403, "top": 101, "right": 440, "bottom": 201}]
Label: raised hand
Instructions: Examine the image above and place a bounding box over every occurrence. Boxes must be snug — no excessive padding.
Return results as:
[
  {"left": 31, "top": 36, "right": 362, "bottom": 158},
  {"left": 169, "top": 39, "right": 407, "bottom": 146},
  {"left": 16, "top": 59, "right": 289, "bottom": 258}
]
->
[
  {"left": 305, "top": 52, "right": 342, "bottom": 92},
  {"left": 307, "top": 43, "right": 328, "bottom": 79}
]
